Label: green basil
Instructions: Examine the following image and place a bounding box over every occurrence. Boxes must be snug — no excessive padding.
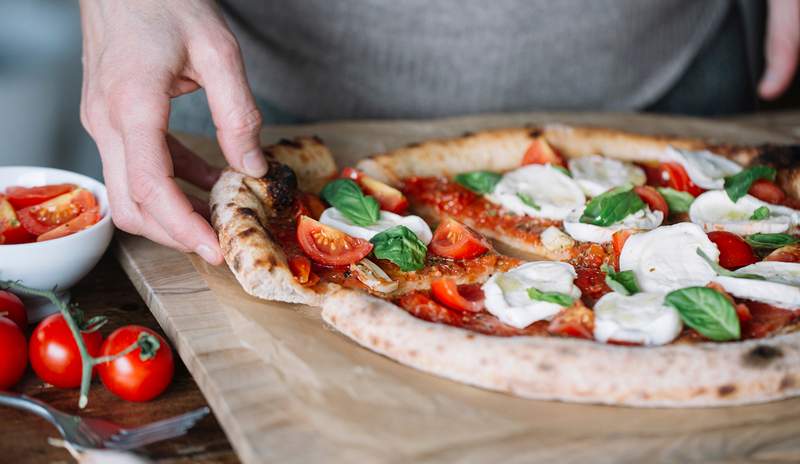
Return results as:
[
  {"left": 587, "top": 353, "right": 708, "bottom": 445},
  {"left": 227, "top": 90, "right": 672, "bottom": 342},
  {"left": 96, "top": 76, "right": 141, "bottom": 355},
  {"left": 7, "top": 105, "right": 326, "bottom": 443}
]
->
[
  {"left": 552, "top": 165, "right": 572, "bottom": 177},
  {"left": 579, "top": 184, "right": 645, "bottom": 227},
  {"left": 657, "top": 187, "right": 695, "bottom": 214},
  {"left": 527, "top": 288, "right": 575, "bottom": 307},
  {"left": 745, "top": 233, "right": 799, "bottom": 250},
  {"left": 601, "top": 263, "right": 639, "bottom": 296},
  {"left": 696, "top": 248, "right": 764, "bottom": 280},
  {"left": 321, "top": 179, "right": 380, "bottom": 226},
  {"left": 664, "top": 287, "right": 740, "bottom": 341},
  {"left": 370, "top": 226, "right": 427, "bottom": 272},
  {"left": 454, "top": 171, "right": 502, "bottom": 194},
  {"left": 516, "top": 192, "right": 540, "bottom": 210},
  {"left": 724, "top": 165, "right": 777, "bottom": 202},
  {"left": 750, "top": 206, "right": 770, "bottom": 220}
]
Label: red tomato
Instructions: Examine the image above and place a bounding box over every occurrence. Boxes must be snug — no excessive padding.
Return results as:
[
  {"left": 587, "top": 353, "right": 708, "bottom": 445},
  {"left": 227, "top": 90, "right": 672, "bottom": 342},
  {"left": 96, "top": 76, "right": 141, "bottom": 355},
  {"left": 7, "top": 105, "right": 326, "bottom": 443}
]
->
[
  {"left": 611, "top": 229, "right": 634, "bottom": 267},
  {"left": 6, "top": 184, "right": 76, "bottom": 209},
  {"left": 341, "top": 168, "right": 408, "bottom": 214},
  {"left": 430, "top": 279, "right": 484, "bottom": 312},
  {"left": 0, "top": 318, "right": 27, "bottom": 390},
  {"left": 429, "top": 218, "right": 491, "bottom": 259},
  {"left": 547, "top": 303, "right": 595, "bottom": 339},
  {"left": 296, "top": 215, "right": 373, "bottom": 266},
  {"left": 18, "top": 189, "right": 98, "bottom": 236},
  {"left": 29, "top": 314, "right": 103, "bottom": 388},
  {"left": 36, "top": 207, "right": 100, "bottom": 242},
  {"left": 634, "top": 186, "right": 669, "bottom": 217},
  {"left": 98, "top": 326, "right": 174, "bottom": 402},
  {"left": 288, "top": 255, "right": 319, "bottom": 286},
  {"left": 657, "top": 162, "right": 704, "bottom": 197},
  {"left": 0, "top": 195, "right": 34, "bottom": 244},
  {"left": 296, "top": 192, "right": 327, "bottom": 220},
  {"left": 742, "top": 301, "right": 795, "bottom": 339},
  {"left": 0, "top": 290, "right": 27, "bottom": 330},
  {"left": 521, "top": 138, "right": 566, "bottom": 167},
  {"left": 748, "top": 179, "right": 786, "bottom": 205},
  {"left": 706, "top": 231, "right": 758, "bottom": 270}
]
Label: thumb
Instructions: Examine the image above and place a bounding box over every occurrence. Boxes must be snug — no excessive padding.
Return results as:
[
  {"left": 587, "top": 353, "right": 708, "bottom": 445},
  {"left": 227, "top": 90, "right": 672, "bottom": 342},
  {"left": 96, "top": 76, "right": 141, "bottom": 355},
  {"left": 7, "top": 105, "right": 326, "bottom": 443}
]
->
[
  {"left": 196, "top": 40, "right": 267, "bottom": 177},
  {"left": 759, "top": 0, "right": 800, "bottom": 100}
]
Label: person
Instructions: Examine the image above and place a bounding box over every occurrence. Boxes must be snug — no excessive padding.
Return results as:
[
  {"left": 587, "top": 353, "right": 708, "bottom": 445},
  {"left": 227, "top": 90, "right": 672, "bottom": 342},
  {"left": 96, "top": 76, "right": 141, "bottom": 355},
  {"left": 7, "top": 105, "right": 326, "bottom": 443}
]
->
[{"left": 78, "top": 0, "right": 800, "bottom": 265}]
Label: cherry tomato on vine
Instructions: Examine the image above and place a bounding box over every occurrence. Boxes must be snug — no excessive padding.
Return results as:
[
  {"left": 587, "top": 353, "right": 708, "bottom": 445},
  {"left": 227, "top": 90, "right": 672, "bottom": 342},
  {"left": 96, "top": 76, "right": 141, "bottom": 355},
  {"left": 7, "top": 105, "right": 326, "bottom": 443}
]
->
[
  {"left": 29, "top": 314, "right": 103, "bottom": 388},
  {"left": 0, "top": 318, "right": 27, "bottom": 390},
  {"left": 0, "top": 290, "right": 27, "bottom": 330},
  {"left": 98, "top": 326, "right": 174, "bottom": 402}
]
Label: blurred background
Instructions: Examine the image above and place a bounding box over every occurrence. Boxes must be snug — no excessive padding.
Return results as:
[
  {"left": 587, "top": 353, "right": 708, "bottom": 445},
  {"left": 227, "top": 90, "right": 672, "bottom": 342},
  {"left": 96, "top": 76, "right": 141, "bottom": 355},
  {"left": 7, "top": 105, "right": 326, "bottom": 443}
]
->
[{"left": 1, "top": 1, "right": 799, "bottom": 180}]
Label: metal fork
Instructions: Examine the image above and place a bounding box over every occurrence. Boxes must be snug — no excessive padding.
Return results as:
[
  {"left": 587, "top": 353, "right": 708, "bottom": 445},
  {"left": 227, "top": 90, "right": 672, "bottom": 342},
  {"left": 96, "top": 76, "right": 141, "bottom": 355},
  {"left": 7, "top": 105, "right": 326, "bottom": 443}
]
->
[{"left": 0, "top": 392, "right": 209, "bottom": 450}]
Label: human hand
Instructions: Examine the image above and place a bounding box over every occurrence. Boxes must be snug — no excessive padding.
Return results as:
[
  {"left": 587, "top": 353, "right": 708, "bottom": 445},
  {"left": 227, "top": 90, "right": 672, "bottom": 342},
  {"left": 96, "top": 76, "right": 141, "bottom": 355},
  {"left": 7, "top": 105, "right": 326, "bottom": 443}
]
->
[
  {"left": 79, "top": 0, "right": 267, "bottom": 264},
  {"left": 759, "top": 0, "right": 800, "bottom": 100}
]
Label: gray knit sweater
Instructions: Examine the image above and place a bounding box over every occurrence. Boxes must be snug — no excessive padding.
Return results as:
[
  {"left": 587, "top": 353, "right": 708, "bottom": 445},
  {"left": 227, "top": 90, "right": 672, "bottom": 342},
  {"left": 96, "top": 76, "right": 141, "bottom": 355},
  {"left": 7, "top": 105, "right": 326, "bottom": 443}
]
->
[{"left": 220, "top": 0, "right": 730, "bottom": 120}]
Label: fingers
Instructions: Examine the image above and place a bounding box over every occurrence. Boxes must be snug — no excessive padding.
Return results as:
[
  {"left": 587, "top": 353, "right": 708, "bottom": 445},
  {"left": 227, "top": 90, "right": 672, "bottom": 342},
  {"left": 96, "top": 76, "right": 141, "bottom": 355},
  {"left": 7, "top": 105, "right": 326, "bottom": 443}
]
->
[
  {"left": 168, "top": 134, "right": 221, "bottom": 190},
  {"left": 759, "top": 0, "right": 800, "bottom": 100},
  {"left": 193, "top": 34, "right": 267, "bottom": 178}
]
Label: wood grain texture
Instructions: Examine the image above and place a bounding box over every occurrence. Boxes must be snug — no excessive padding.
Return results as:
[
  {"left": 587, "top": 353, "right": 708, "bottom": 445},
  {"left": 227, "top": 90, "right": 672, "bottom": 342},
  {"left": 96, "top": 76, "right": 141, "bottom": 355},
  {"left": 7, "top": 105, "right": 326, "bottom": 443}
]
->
[{"left": 117, "top": 112, "right": 800, "bottom": 464}]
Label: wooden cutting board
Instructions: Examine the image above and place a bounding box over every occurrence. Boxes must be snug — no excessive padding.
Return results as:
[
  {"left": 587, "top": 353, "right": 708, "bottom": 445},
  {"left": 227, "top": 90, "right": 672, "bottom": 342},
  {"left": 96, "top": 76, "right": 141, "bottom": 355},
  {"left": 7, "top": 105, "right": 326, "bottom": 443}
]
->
[{"left": 116, "top": 112, "right": 800, "bottom": 464}]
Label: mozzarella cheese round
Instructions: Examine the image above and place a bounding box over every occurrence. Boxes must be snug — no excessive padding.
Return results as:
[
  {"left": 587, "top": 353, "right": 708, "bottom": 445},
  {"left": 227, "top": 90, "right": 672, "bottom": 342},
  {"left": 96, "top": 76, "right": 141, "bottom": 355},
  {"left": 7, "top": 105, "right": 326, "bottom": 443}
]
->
[
  {"left": 562, "top": 207, "right": 663, "bottom": 243},
  {"left": 689, "top": 190, "right": 800, "bottom": 235},
  {"left": 619, "top": 222, "right": 719, "bottom": 293},
  {"left": 712, "top": 261, "right": 800, "bottom": 310},
  {"left": 482, "top": 261, "right": 581, "bottom": 329},
  {"left": 593, "top": 292, "right": 683, "bottom": 346},
  {"left": 663, "top": 146, "right": 742, "bottom": 190},
  {"left": 319, "top": 208, "right": 433, "bottom": 244},
  {"left": 486, "top": 164, "right": 585, "bottom": 220},
  {"left": 567, "top": 155, "right": 647, "bottom": 197}
]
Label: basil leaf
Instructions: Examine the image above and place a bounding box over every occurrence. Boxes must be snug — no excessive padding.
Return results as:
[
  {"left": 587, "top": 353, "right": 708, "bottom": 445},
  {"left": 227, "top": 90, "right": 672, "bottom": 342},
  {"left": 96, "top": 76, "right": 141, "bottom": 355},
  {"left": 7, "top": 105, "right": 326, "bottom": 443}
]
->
[
  {"left": 750, "top": 206, "right": 770, "bottom": 220},
  {"left": 656, "top": 187, "right": 694, "bottom": 214},
  {"left": 724, "top": 165, "right": 777, "bottom": 202},
  {"left": 516, "top": 192, "right": 540, "bottom": 210},
  {"left": 526, "top": 288, "right": 575, "bottom": 307},
  {"left": 601, "top": 263, "right": 639, "bottom": 295},
  {"left": 664, "top": 287, "right": 740, "bottom": 341},
  {"left": 552, "top": 165, "right": 572, "bottom": 177},
  {"left": 321, "top": 179, "right": 380, "bottom": 226},
  {"left": 370, "top": 226, "right": 427, "bottom": 272},
  {"left": 745, "top": 233, "right": 799, "bottom": 249},
  {"left": 454, "top": 171, "right": 502, "bottom": 194},
  {"left": 579, "top": 184, "right": 645, "bottom": 227},
  {"left": 696, "top": 248, "right": 765, "bottom": 280}
]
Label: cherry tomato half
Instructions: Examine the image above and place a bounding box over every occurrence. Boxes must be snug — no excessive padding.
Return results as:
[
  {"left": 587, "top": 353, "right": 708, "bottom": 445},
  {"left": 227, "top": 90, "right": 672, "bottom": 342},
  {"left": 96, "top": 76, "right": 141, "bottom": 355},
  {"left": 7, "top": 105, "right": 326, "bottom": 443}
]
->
[
  {"left": 0, "top": 318, "right": 27, "bottom": 390},
  {"left": 0, "top": 290, "right": 27, "bottom": 330},
  {"left": 6, "top": 184, "right": 76, "bottom": 209},
  {"left": 429, "top": 218, "right": 491, "bottom": 259},
  {"left": 99, "top": 326, "right": 174, "bottom": 402},
  {"left": 657, "top": 162, "right": 704, "bottom": 197},
  {"left": 36, "top": 207, "right": 100, "bottom": 242},
  {"left": 430, "top": 279, "right": 484, "bottom": 312},
  {"left": 634, "top": 185, "right": 669, "bottom": 217},
  {"left": 547, "top": 303, "right": 594, "bottom": 339},
  {"left": 522, "top": 138, "right": 566, "bottom": 167},
  {"left": 296, "top": 215, "right": 373, "bottom": 266},
  {"left": 611, "top": 229, "right": 634, "bottom": 267},
  {"left": 748, "top": 179, "right": 786, "bottom": 205},
  {"left": 29, "top": 314, "right": 103, "bottom": 388},
  {"left": 18, "top": 189, "right": 98, "bottom": 236},
  {"left": 0, "top": 195, "right": 34, "bottom": 244},
  {"left": 341, "top": 168, "right": 408, "bottom": 214},
  {"left": 707, "top": 231, "right": 758, "bottom": 270}
]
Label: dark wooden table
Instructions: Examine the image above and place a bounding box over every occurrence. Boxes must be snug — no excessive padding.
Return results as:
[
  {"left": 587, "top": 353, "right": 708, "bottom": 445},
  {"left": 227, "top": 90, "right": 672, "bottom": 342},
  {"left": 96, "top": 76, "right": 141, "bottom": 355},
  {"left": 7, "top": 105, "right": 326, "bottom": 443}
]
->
[{"left": 0, "top": 252, "right": 239, "bottom": 463}]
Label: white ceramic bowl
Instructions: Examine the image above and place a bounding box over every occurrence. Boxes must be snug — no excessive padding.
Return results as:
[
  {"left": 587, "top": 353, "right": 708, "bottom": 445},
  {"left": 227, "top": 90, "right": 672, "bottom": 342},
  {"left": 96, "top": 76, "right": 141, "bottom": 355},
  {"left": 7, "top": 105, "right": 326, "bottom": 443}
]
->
[{"left": 0, "top": 167, "right": 114, "bottom": 320}]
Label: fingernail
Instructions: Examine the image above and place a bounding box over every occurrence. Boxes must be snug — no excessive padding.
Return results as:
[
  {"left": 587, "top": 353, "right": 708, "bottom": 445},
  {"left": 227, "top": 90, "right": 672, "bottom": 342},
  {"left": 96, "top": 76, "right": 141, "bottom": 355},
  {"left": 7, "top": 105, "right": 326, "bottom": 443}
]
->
[
  {"left": 196, "top": 244, "right": 220, "bottom": 264},
  {"left": 243, "top": 150, "right": 268, "bottom": 177}
]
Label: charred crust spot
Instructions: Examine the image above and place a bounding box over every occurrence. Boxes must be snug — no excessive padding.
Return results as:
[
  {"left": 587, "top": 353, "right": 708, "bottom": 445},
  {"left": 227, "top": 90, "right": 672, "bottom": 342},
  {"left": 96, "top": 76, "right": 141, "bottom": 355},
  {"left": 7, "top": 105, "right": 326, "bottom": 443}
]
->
[
  {"left": 529, "top": 129, "right": 543, "bottom": 138},
  {"left": 232, "top": 253, "right": 243, "bottom": 273},
  {"left": 264, "top": 161, "right": 298, "bottom": 211},
  {"left": 465, "top": 333, "right": 475, "bottom": 340},
  {"left": 262, "top": 147, "right": 276, "bottom": 159},
  {"left": 254, "top": 256, "right": 276, "bottom": 269},
  {"left": 538, "top": 363, "right": 554, "bottom": 371},
  {"left": 369, "top": 335, "right": 380, "bottom": 346},
  {"left": 277, "top": 138, "right": 303, "bottom": 149},
  {"left": 743, "top": 345, "right": 784, "bottom": 367},
  {"left": 237, "top": 227, "right": 258, "bottom": 239},
  {"left": 406, "top": 142, "right": 421, "bottom": 149},
  {"left": 462, "top": 131, "right": 475, "bottom": 137},
  {"left": 779, "top": 375, "right": 796, "bottom": 390},
  {"left": 237, "top": 207, "right": 258, "bottom": 219},
  {"left": 311, "top": 135, "right": 324, "bottom": 144},
  {"left": 238, "top": 184, "right": 250, "bottom": 194},
  {"left": 754, "top": 144, "right": 800, "bottom": 169},
  {"left": 717, "top": 384, "right": 736, "bottom": 397},
  {"left": 210, "top": 203, "right": 218, "bottom": 215},
  {"left": 408, "top": 349, "right": 418, "bottom": 357}
]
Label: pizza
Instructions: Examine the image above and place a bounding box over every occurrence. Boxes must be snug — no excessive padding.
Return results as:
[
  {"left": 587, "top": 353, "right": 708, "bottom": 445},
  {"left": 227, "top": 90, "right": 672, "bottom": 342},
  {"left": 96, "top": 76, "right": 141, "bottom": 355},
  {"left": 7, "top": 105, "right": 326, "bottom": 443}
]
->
[{"left": 210, "top": 125, "right": 800, "bottom": 407}]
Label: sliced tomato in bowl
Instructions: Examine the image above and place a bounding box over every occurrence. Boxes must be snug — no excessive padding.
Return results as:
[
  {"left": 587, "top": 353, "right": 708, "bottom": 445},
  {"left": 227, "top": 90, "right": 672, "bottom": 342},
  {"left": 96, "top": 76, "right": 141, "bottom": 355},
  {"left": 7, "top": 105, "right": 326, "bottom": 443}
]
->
[
  {"left": 0, "top": 195, "right": 34, "bottom": 244},
  {"left": 6, "top": 183, "right": 76, "bottom": 209},
  {"left": 341, "top": 167, "right": 408, "bottom": 214},
  {"left": 633, "top": 185, "right": 668, "bottom": 217},
  {"left": 37, "top": 207, "right": 101, "bottom": 242},
  {"left": 522, "top": 138, "right": 565, "bottom": 167},
  {"left": 430, "top": 279, "right": 484, "bottom": 312},
  {"left": 17, "top": 188, "right": 97, "bottom": 236},
  {"left": 296, "top": 215, "right": 373, "bottom": 266},
  {"left": 429, "top": 218, "right": 490, "bottom": 259}
]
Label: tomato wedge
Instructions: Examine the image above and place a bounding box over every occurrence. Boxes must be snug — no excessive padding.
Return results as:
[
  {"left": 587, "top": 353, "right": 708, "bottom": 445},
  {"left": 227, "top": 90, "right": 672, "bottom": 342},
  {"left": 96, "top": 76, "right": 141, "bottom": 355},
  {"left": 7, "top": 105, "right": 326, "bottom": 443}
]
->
[
  {"left": 547, "top": 303, "right": 594, "bottom": 339},
  {"left": 341, "top": 167, "right": 408, "bottom": 214},
  {"left": 748, "top": 179, "right": 786, "bottom": 205},
  {"left": 634, "top": 185, "right": 669, "bottom": 217},
  {"left": 288, "top": 255, "right": 319, "bottom": 286},
  {"left": 296, "top": 215, "right": 373, "bottom": 266},
  {"left": 522, "top": 138, "right": 566, "bottom": 167},
  {"left": 37, "top": 207, "right": 100, "bottom": 242},
  {"left": 0, "top": 195, "right": 34, "bottom": 244},
  {"left": 430, "top": 279, "right": 484, "bottom": 312},
  {"left": 765, "top": 243, "right": 800, "bottom": 263},
  {"left": 6, "top": 184, "right": 76, "bottom": 209},
  {"left": 611, "top": 229, "right": 634, "bottom": 266},
  {"left": 17, "top": 188, "right": 97, "bottom": 236},
  {"left": 657, "top": 162, "right": 704, "bottom": 197},
  {"left": 706, "top": 231, "right": 757, "bottom": 270},
  {"left": 429, "top": 218, "right": 491, "bottom": 259}
]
